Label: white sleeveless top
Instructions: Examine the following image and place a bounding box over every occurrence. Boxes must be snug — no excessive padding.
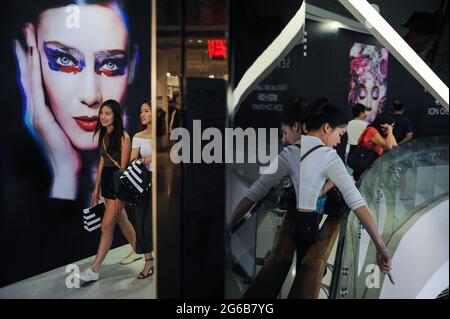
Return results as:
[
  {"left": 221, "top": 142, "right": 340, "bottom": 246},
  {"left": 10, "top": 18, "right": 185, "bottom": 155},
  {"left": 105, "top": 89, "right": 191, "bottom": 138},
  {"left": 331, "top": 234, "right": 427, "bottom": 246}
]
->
[{"left": 132, "top": 136, "right": 153, "bottom": 171}]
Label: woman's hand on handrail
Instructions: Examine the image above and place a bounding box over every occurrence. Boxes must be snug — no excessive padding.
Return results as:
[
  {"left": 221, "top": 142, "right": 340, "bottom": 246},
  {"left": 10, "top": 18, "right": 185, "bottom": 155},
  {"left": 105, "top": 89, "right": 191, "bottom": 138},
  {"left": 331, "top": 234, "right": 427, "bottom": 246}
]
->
[
  {"left": 354, "top": 205, "right": 395, "bottom": 284},
  {"left": 377, "top": 248, "right": 395, "bottom": 285},
  {"left": 227, "top": 197, "right": 255, "bottom": 233}
]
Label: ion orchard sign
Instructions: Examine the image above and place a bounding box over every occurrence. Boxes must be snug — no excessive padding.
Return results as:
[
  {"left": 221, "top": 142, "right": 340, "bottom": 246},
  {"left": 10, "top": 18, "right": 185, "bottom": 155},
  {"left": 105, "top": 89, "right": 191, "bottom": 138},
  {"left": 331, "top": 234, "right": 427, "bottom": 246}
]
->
[{"left": 428, "top": 100, "right": 449, "bottom": 116}]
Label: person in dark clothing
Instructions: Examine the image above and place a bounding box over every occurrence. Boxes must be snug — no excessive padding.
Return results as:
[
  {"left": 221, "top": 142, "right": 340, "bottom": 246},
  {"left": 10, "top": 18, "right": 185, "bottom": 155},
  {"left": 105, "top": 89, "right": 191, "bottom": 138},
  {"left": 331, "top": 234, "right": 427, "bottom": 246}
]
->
[
  {"left": 77, "top": 100, "right": 136, "bottom": 282},
  {"left": 390, "top": 100, "right": 414, "bottom": 145},
  {"left": 130, "top": 102, "right": 154, "bottom": 279},
  {"left": 169, "top": 94, "right": 183, "bottom": 133}
]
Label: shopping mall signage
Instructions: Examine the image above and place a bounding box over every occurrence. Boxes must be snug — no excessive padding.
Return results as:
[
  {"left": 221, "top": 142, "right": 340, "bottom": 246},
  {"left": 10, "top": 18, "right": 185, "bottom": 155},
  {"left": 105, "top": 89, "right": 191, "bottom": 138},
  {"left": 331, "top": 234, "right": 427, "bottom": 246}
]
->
[
  {"left": 208, "top": 39, "right": 227, "bottom": 60},
  {"left": 427, "top": 99, "right": 449, "bottom": 116}
]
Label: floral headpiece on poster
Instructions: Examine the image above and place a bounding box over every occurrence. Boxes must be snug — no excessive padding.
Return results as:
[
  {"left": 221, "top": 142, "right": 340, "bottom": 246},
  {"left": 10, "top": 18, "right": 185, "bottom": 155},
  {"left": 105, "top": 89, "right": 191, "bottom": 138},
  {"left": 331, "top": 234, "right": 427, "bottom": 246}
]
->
[{"left": 348, "top": 43, "right": 388, "bottom": 122}]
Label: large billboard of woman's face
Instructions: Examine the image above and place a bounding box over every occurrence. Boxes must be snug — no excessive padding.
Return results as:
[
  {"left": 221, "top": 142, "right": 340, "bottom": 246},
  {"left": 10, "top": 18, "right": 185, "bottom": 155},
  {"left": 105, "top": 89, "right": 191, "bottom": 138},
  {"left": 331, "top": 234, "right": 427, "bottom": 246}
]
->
[
  {"left": 15, "top": 2, "right": 141, "bottom": 201},
  {"left": 348, "top": 43, "right": 388, "bottom": 123},
  {"left": 1, "top": 0, "right": 150, "bottom": 286}
]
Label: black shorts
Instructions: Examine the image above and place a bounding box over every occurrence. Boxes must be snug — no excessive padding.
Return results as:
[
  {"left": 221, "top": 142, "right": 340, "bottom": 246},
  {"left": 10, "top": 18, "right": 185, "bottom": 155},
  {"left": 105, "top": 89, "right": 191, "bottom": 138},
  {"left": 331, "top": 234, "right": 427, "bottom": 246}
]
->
[
  {"left": 294, "top": 212, "right": 323, "bottom": 271},
  {"left": 101, "top": 166, "right": 119, "bottom": 200}
]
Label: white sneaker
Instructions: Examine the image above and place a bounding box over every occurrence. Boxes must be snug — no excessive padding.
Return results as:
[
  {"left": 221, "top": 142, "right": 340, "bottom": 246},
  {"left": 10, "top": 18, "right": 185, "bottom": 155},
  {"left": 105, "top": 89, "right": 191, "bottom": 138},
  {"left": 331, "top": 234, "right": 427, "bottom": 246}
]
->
[
  {"left": 76, "top": 268, "right": 99, "bottom": 282},
  {"left": 120, "top": 251, "right": 143, "bottom": 265}
]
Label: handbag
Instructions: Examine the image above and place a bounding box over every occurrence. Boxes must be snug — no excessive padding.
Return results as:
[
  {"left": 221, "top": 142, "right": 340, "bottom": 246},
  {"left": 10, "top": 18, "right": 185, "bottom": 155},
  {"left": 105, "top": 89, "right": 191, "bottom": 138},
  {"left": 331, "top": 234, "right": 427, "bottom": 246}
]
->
[
  {"left": 117, "top": 159, "right": 151, "bottom": 204},
  {"left": 323, "top": 187, "right": 350, "bottom": 216},
  {"left": 103, "top": 140, "right": 151, "bottom": 204},
  {"left": 347, "top": 129, "right": 379, "bottom": 173},
  {"left": 277, "top": 178, "right": 297, "bottom": 211}
]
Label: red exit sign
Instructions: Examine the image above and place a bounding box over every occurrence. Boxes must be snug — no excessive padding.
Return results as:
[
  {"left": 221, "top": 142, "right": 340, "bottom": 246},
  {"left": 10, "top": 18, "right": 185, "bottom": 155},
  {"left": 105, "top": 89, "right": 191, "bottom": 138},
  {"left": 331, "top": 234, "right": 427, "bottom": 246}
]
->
[{"left": 207, "top": 39, "right": 227, "bottom": 60}]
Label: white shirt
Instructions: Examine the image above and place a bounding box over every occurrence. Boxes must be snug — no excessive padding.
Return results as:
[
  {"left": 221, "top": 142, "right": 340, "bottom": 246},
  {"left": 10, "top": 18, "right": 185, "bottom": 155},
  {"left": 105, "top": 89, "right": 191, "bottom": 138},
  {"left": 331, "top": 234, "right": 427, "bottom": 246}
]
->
[
  {"left": 245, "top": 135, "right": 366, "bottom": 211},
  {"left": 132, "top": 136, "right": 153, "bottom": 171},
  {"left": 347, "top": 119, "right": 368, "bottom": 146}
]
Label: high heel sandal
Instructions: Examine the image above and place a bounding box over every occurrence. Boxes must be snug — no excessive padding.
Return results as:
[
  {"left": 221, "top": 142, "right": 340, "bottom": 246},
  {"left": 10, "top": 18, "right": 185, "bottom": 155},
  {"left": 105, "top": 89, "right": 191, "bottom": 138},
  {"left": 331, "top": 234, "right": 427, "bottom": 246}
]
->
[{"left": 137, "top": 257, "right": 154, "bottom": 279}]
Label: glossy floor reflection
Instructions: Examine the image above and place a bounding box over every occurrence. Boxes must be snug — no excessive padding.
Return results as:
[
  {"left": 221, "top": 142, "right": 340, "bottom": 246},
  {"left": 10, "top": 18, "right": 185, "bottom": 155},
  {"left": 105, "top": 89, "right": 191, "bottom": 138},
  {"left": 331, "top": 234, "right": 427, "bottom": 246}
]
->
[{"left": 0, "top": 245, "right": 155, "bottom": 299}]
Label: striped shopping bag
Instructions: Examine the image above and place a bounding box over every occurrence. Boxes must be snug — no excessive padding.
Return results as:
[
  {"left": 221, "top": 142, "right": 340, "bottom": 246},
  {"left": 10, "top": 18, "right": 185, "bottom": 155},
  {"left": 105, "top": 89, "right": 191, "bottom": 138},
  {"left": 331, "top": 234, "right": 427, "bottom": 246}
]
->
[{"left": 83, "top": 203, "right": 105, "bottom": 232}]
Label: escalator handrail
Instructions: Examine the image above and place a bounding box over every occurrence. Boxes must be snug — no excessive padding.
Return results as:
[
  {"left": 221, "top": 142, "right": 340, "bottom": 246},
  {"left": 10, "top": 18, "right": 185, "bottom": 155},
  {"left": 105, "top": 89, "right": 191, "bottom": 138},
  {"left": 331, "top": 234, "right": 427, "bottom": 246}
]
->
[{"left": 229, "top": 189, "right": 273, "bottom": 234}]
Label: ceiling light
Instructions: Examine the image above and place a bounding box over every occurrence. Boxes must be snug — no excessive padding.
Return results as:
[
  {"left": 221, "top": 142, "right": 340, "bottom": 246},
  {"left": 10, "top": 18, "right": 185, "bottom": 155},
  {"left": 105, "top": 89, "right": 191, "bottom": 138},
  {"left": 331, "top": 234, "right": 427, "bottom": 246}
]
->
[{"left": 328, "top": 21, "right": 341, "bottom": 31}]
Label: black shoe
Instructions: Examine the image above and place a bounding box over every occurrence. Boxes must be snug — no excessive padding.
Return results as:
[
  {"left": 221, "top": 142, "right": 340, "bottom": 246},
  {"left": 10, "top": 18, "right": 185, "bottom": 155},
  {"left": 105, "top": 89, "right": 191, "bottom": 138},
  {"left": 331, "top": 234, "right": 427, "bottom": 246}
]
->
[{"left": 137, "top": 258, "right": 154, "bottom": 279}]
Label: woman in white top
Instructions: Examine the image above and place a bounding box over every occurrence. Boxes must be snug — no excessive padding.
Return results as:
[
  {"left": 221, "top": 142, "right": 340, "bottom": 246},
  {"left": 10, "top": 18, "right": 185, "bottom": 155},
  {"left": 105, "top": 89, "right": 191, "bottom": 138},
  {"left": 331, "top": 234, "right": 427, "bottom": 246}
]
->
[
  {"left": 130, "top": 101, "right": 154, "bottom": 279},
  {"left": 347, "top": 103, "right": 368, "bottom": 161},
  {"left": 229, "top": 99, "right": 393, "bottom": 279}
]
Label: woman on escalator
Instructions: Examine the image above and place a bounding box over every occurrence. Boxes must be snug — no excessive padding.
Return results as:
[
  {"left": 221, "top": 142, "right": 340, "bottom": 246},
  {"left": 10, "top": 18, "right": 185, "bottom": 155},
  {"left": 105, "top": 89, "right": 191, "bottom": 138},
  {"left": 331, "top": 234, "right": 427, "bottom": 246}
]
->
[
  {"left": 350, "top": 114, "right": 397, "bottom": 181},
  {"left": 279, "top": 99, "right": 334, "bottom": 272},
  {"left": 229, "top": 98, "right": 393, "bottom": 279}
]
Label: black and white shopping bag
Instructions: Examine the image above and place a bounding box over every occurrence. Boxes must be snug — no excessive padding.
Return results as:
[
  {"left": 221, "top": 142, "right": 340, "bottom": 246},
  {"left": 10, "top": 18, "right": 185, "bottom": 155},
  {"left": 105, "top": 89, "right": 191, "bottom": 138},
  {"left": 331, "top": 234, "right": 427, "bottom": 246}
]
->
[
  {"left": 83, "top": 203, "right": 105, "bottom": 232},
  {"left": 116, "top": 159, "right": 151, "bottom": 204}
]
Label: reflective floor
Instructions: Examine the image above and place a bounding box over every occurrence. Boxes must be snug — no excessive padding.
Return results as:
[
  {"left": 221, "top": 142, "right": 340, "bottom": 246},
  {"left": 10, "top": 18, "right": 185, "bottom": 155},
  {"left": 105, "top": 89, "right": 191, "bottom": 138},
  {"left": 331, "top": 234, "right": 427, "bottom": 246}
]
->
[{"left": 0, "top": 245, "right": 155, "bottom": 299}]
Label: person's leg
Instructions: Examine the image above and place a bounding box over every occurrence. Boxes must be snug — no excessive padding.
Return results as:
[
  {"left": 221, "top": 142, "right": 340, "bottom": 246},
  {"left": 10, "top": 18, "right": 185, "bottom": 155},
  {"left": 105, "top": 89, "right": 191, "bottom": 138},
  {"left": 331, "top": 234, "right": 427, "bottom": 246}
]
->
[
  {"left": 91, "top": 199, "right": 118, "bottom": 272},
  {"left": 143, "top": 186, "right": 153, "bottom": 253},
  {"left": 119, "top": 204, "right": 142, "bottom": 264},
  {"left": 136, "top": 187, "right": 154, "bottom": 278},
  {"left": 116, "top": 205, "right": 137, "bottom": 252},
  {"left": 294, "top": 213, "right": 319, "bottom": 273},
  {"left": 137, "top": 252, "right": 154, "bottom": 279}
]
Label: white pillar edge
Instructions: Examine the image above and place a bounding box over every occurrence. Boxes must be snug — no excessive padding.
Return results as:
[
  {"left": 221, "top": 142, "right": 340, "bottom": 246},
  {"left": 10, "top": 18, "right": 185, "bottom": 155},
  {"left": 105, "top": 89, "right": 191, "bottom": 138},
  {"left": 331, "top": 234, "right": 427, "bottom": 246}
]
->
[{"left": 231, "top": 1, "right": 306, "bottom": 112}]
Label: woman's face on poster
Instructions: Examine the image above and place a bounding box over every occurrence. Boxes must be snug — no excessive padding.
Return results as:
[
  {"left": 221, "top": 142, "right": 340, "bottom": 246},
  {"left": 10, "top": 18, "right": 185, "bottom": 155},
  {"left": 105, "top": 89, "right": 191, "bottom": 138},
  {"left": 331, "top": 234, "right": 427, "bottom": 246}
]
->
[
  {"left": 37, "top": 5, "right": 130, "bottom": 150},
  {"left": 356, "top": 74, "right": 385, "bottom": 123},
  {"left": 348, "top": 43, "right": 388, "bottom": 123}
]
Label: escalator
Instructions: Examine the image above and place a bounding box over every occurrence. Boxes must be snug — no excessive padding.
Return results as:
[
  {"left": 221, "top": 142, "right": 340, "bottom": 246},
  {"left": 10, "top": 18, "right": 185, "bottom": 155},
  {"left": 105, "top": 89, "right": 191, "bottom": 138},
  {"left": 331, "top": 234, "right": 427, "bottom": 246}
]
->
[{"left": 226, "top": 136, "right": 449, "bottom": 299}]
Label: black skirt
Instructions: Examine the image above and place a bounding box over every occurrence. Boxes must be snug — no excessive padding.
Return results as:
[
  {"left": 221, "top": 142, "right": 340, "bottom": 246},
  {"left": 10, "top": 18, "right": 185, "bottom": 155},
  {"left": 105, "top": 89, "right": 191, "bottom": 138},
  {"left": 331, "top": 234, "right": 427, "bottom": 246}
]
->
[{"left": 101, "top": 166, "right": 119, "bottom": 200}]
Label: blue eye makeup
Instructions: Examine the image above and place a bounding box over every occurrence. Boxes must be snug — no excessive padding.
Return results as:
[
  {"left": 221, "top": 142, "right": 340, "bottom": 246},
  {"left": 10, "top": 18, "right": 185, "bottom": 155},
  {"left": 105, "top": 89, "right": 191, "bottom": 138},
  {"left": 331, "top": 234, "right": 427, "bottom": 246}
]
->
[
  {"left": 43, "top": 41, "right": 85, "bottom": 74},
  {"left": 95, "top": 50, "right": 127, "bottom": 77},
  {"left": 43, "top": 42, "right": 127, "bottom": 77}
]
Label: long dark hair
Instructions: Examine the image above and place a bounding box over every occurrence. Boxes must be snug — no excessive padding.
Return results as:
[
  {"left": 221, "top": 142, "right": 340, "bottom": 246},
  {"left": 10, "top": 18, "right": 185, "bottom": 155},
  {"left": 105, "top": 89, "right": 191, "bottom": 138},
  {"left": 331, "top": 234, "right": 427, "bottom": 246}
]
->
[
  {"left": 368, "top": 114, "right": 395, "bottom": 137},
  {"left": 302, "top": 97, "right": 347, "bottom": 132},
  {"left": 94, "top": 99, "right": 124, "bottom": 154}
]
